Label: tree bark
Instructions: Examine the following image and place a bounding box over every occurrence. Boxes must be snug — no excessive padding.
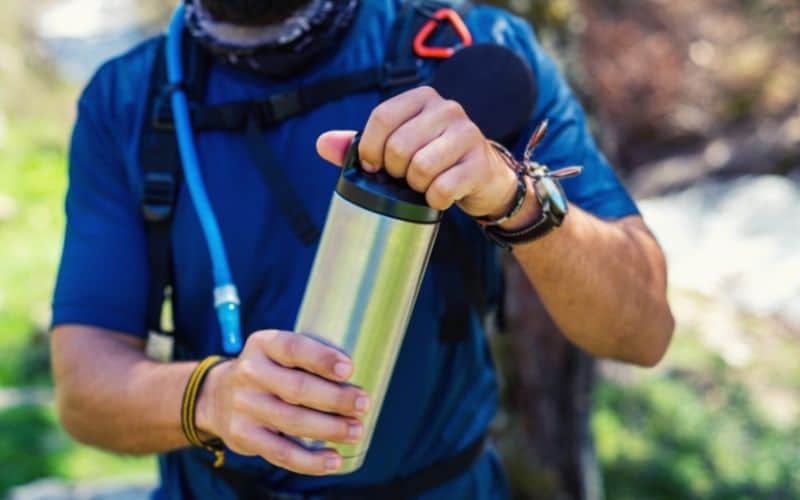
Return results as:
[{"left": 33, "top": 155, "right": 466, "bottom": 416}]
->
[{"left": 493, "top": 255, "right": 601, "bottom": 500}]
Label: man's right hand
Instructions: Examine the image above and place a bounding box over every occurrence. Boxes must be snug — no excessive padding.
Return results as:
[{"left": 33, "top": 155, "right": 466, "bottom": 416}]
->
[{"left": 195, "top": 330, "right": 371, "bottom": 475}]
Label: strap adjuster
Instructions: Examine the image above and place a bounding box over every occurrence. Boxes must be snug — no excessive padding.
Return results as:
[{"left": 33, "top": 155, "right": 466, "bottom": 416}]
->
[
  {"left": 152, "top": 83, "right": 194, "bottom": 131},
  {"left": 142, "top": 172, "right": 177, "bottom": 222},
  {"left": 381, "top": 61, "right": 423, "bottom": 88},
  {"left": 152, "top": 93, "right": 175, "bottom": 131},
  {"left": 266, "top": 91, "right": 304, "bottom": 123}
]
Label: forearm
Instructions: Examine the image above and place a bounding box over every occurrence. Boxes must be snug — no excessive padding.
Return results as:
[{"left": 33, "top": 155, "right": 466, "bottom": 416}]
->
[
  {"left": 503, "top": 194, "right": 674, "bottom": 366},
  {"left": 51, "top": 326, "right": 194, "bottom": 454}
]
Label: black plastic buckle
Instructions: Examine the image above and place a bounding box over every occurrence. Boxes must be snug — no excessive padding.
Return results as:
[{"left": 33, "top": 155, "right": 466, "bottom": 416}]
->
[
  {"left": 152, "top": 83, "right": 195, "bottom": 131},
  {"left": 266, "top": 91, "right": 303, "bottom": 124},
  {"left": 142, "top": 172, "right": 176, "bottom": 223},
  {"left": 152, "top": 92, "right": 175, "bottom": 131},
  {"left": 381, "top": 61, "right": 423, "bottom": 89}
]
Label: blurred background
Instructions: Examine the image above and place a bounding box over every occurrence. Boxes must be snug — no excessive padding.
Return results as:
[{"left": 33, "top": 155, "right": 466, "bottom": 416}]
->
[{"left": 0, "top": 0, "right": 798, "bottom": 498}]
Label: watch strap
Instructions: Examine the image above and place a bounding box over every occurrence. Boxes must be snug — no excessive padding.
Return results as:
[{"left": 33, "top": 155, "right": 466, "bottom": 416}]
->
[
  {"left": 474, "top": 169, "right": 527, "bottom": 227},
  {"left": 475, "top": 121, "right": 581, "bottom": 249},
  {"left": 483, "top": 205, "right": 559, "bottom": 250}
]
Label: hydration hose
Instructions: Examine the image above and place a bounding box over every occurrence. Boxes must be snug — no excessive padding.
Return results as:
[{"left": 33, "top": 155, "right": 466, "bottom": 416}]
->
[{"left": 166, "top": 6, "right": 243, "bottom": 354}]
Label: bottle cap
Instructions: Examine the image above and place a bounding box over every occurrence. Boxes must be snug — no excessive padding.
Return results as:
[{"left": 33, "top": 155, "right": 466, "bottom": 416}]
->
[{"left": 336, "top": 136, "right": 442, "bottom": 224}]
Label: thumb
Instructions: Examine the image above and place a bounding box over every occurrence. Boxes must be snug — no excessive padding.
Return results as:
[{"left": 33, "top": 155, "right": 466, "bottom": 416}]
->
[{"left": 316, "top": 130, "right": 358, "bottom": 167}]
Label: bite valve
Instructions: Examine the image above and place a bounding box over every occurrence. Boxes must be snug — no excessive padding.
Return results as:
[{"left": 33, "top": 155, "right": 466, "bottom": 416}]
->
[{"left": 214, "top": 285, "right": 243, "bottom": 354}]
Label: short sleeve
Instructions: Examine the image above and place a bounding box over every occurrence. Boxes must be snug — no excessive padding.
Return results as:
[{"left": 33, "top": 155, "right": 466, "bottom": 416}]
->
[
  {"left": 505, "top": 15, "right": 639, "bottom": 220},
  {"left": 51, "top": 69, "right": 149, "bottom": 338}
]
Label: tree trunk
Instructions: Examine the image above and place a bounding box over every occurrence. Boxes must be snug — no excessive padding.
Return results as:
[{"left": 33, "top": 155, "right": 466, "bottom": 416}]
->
[{"left": 492, "top": 256, "right": 601, "bottom": 500}]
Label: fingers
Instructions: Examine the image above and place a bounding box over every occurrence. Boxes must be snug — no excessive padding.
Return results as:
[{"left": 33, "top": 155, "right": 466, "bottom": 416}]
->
[
  {"left": 316, "top": 130, "right": 358, "bottom": 167},
  {"left": 253, "top": 330, "right": 352, "bottom": 382},
  {"left": 220, "top": 330, "right": 374, "bottom": 475},
  {"left": 234, "top": 390, "right": 363, "bottom": 444},
  {"left": 405, "top": 122, "right": 475, "bottom": 193},
  {"left": 380, "top": 99, "right": 466, "bottom": 178},
  {"left": 231, "top": 423, "right": 344, "bottom": 475},
  {"left": 359, "top": 86, "right": 439, "bottom": 172},
  {"left": 264, "top": 362, "right": 369, "bottom": 418},
  {"left": 237, "top": 345, "right": 369, "bottom": 418},
  {"left": 425, "top": 155, "right": 482, "bottom": 211}
]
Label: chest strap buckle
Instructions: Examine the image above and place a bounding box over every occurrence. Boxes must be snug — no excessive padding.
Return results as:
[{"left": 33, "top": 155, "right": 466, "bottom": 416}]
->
[{"left": 142, "top": 172, "right": 177, "bottom": 223}]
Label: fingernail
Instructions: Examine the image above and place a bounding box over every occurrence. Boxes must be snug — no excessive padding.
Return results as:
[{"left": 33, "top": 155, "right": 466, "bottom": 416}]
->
[
  {"left": 334, "top": 362, "right": 352, "bottom": 379},
  {"left": 348, "top": 423, "right": 363, "bottom": 440},
  {"left": 355, "top": 396, "right": 370, "bottom": 413},
  {"left": 326, "top": 456, "right": 342, "bottom": 471},
  {"left": 361, "top": 160, "right": 376, "bottom": 172}
]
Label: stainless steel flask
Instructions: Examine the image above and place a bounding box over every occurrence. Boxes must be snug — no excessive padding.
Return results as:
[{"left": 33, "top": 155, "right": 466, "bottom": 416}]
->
[{"left": 294, "top": 138, "right": 441, "bottom": 473}]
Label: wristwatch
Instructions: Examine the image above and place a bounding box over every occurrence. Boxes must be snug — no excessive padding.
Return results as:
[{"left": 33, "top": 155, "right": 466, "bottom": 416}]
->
[
  {"left": 478, "top": 124, "right": 582, "bottom": 249},
  {"left": 483, "top": 161, "right": 579, "bottom": 249}
]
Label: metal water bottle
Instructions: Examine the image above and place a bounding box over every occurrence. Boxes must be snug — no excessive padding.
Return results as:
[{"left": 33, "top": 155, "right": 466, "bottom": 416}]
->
[{"left": 294, "top": 138, "right": 440, "bottom": 473}]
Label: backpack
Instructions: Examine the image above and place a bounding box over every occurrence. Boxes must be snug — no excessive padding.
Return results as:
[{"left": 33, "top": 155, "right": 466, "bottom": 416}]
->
[{"left": 138, "top": 0, "right": 533, "bottom": 356}]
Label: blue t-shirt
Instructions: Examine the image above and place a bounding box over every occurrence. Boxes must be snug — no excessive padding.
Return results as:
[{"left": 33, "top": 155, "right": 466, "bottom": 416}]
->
[{"left": 52, "top": 0, "right": 638, "bottom": 498}]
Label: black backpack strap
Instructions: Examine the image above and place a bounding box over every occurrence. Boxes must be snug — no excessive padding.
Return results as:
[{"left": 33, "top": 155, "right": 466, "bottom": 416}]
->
[
  {"left": 201, "top": 435, "right": 486, "bottom": 499},
  {"left": 137, "top": 2, "right": 490, "bottom": 345},
  {"left": 244, "top": 111, "right": 320, "bottom": 244},
  {"left": 376, "top": 0, "right": 491, "bottom": 344},
  {"left": 149, "top": 0, "right": 470, "bottom": 132},
  {"left": 381, "top": 0, "right": 471, "bottom": 99},
  {"left": 226, "top": 0, "right": 473, "bottom": 244},
  {"left": 433, "top": 212, "right": 502, "bottom": 343},
  {"left": 140, "top": 34, "right": 212, "bottom": 339},
  {"left": 155, "top": 67, "right": 389, "bottom": 132}
]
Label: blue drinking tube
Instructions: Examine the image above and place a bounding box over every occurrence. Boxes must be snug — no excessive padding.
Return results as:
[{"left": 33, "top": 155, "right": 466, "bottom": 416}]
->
[{"left": 166, "top": 6, "right": 243, "bottom": 354}]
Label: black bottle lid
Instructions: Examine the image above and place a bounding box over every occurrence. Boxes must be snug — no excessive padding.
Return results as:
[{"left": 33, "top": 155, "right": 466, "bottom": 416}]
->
[{"left": 335, "top": 136, "right": 441, "bottom": 224}]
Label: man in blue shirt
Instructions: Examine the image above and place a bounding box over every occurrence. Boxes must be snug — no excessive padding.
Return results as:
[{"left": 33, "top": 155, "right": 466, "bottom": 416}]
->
[{"left": 50, "top": 0, "right": 674, "bottom": 498}]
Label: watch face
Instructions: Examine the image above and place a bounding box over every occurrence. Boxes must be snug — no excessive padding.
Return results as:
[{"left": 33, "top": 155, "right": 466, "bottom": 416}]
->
[{"left": 536, "top": 177, "right": 569, "bottom": 217}]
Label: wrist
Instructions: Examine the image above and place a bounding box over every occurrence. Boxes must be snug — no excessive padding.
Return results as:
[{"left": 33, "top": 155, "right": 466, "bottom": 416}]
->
[
  {"left": 477, "top": 141, "right": 529, "bottom": 224},
  {"left": 195, "top": 359, "right": 231, "bottom": 441},
  {"left": 484, "top": 163, "right": 521, "bottom": 220},
  {"left": 498, "top": 176, "right": 541, "bottom": 231}
]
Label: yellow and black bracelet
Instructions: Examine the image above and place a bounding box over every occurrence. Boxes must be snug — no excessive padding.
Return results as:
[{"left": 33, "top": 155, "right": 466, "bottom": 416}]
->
[{"left": 181, "top": 355, "right": 228, "bottom": 468}]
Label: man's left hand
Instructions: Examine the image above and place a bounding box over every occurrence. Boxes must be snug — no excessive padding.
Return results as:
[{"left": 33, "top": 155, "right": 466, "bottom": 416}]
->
[{"left": 317, "top": 86, "right": 519, "bottom": 219}]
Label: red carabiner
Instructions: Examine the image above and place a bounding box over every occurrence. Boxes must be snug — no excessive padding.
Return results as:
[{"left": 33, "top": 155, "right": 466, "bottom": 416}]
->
[{"left": 413, "top": 8, "right": 473, "bottom": 59}]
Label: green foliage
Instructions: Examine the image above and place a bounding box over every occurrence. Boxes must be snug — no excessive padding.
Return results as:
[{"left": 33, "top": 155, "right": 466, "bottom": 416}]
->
[
  {"left": 0, "top": 122, "right": 68, "bottom": 387},
  {"left": 0, "top": 406, "right": 63, "bottom": 490},
  {"left": 594, "top": 356, "right": 800, "bottom": 499},
  {"left": 0, "top": 123, "right": 155, "bottom": 494},
  {"left": 0, "top": 405, "right": 155, "bottom": 494}
]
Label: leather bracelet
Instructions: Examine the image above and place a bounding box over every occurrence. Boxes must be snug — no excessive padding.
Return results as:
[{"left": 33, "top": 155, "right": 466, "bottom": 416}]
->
[
  {"left": 181, "top": 355, "right": 229, "bottom": 468},
  {"left": 474, "top": 141, "right": 527, "bottom": 226},
  {"left": 479, "top": 122, "right": 582, "bottom": 249},
  {"left": 483, "top": 209, "right": 558, "bottom": 250}
]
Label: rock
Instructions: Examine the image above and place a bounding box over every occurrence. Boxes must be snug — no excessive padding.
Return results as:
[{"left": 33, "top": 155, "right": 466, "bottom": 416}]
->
[
  {"left": 0, "top": 388, "right": 52, "bottom": 410},
  {"left": 8, "top": 479, "right": 70, "bottom": 500},
  {"left": 9, "top": 479, "right": 153, "bottom": 500},
  {"left": 639, "top": 175, "right": 800, "bottom": 319}
]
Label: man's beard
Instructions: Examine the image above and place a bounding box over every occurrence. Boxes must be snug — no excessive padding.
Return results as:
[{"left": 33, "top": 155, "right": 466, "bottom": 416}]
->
[{"left": 201, "top": 0, "right": 312, "bottom": 26}]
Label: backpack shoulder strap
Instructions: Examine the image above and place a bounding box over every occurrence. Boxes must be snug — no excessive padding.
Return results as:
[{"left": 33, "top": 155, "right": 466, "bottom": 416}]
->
[
  {"left": 136, "top": 5, "right": 486, "bottom": 347},
  {"left": 139, "top": 34, "right": 211, "bottom": 347},
  {"left": 147, "top": 0, "right": 473, "bottom": 132},
  {"left": 383, "top": 0, "right": 500, "bottom": 343},
  {"left": 382, "top": 0, "right": 472, "bottom": 99}
]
